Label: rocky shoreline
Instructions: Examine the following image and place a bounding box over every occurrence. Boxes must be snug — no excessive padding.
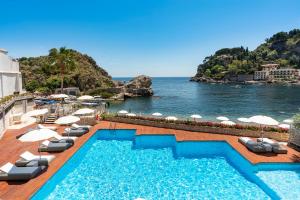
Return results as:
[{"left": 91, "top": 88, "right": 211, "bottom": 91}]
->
[
  {"left": 190, "top": 76, "right": 300, "bottom": 85},
  {"left": 106, "top": 75, "right": 154, "bottom": 101}
]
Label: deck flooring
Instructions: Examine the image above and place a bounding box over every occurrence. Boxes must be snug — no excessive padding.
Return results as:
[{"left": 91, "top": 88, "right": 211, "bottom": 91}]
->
[{"left": 0, "top": 121, "right": 299, "bottom": 199}]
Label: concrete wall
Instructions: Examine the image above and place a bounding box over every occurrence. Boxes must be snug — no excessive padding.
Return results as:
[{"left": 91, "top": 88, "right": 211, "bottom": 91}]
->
[
  {"left": 0, "top": 99, "right": 34, "bottom": 138},
  {"left": 0, "top": 51, "right": 22, "bottom": 98}
]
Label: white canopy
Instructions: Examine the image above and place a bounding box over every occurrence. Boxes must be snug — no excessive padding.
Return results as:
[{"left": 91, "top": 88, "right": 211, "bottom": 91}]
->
[
  {"left": 221, "top": 120, "right": 236, "bottom": 126},
  {"left": 283, "top": 119, "right": 294, "bottom": 124},
  {"left": 165, "top": 116, "right": 178, "bottom": 121},
  {"left": 237, "top": 117, "right": 251, "bottom": 123},
  {"left": 50, "top": 94, "right": 69, "bottom": 99},
  {"left": 55, "top": 115, "right": 80, "bottom": 125},
  {"left": 25, "top": 108, "right": 48, "bottom": 117},
  {"left": 216, "top": 116, "right": 229, "bottom": 121},
  {"left": 19, "top": 129, "right": 58, "bottom": 142},
  {"left": 126, "top": 113, "right": 137, "bottom": 117},
  {"left": 118, "top": 110, "right": 128, "bottom": 114},
  {"left": 190, "top": 114, "right": 202, "bottom": 119},
  {"left": 73, "top": 108, "right": 95, "bottom": 116},
  {"left": 278, "top": 124, "right": 290, "bottom": 129},
  {"left": 152, "top": 112, "right": 162, "bottom": 116},
  {"left": 77, "top": 95, "right": 94, "bottom": 100},
  {"left": 249, "top": 115, "right": 279, "bottom": 126}
]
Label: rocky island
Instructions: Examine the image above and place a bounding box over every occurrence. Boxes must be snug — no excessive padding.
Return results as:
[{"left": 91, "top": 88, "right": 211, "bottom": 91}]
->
[
  {"left": 191, "top": 29, "right": 300, "bottom": 84},
  {"left": 19, "top": 48, "right": 153, "bottom": 100}
]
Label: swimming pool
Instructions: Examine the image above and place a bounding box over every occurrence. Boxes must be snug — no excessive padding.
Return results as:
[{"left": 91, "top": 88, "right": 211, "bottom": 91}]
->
[{"left": 32, "top": 130, "right": 300, "bottom": 200}]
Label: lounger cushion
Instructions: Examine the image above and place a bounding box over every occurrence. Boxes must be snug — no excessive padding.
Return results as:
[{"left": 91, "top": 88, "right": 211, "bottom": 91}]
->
[
  {"left": 39, "top": 142, "right": 72, "bottom": 152},
  {"left": 0, "top": 166, "right": 45, "bottom": 181},
  {"left": 238, "top": 137, "right": 251, "bottom": 145},
  {"left": 50, "top": 138, "right": 74, "bottom": 145},
  {"left": 245, "top": 141, "right": 272, "bottom": 153},
  {"left": 62, "top": 129, "right": 88, "bottom": 137},
  {"left": 273, "top": 145, "right": 288, "bottom": 154}
]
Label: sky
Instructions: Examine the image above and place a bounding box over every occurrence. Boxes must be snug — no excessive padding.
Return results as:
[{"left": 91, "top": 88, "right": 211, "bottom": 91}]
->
[{"left": 0, "top": 0, "right": 299, "bottom": 77}]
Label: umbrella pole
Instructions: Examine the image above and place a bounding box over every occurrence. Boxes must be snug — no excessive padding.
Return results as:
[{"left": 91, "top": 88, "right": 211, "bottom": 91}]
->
[{"left": 260, "top": 125, "right": 264, "bottom": 142}]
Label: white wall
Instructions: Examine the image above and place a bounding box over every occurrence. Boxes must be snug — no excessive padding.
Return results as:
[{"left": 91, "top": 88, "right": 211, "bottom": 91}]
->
[{"left": 0, "top": 51, "right": 22, "bottom": 98}]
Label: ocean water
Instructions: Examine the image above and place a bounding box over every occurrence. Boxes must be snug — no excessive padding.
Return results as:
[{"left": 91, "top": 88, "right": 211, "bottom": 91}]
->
[
  {"left": 36, "top": 140, "right": 269, "bottom": 200},
  {"left": 110, "top": 77, "right": 300, "bottom": 121}
]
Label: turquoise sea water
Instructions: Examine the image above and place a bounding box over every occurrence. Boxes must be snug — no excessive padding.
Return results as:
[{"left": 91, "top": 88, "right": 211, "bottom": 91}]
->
[
  {"left": 110, "top": 77, "right": 300, "bottom": 121},
  {"left": 32, "top": 130, "right": 300, "bottom": 200}
]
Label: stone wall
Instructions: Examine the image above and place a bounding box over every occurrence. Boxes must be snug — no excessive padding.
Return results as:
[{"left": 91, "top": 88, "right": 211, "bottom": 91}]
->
[{"left": 106, "top": 117, "right": 289, "bottom": 142}]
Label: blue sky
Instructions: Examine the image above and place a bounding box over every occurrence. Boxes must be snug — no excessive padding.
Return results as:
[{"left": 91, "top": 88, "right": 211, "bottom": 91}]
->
[{"left": 1, "top": 0, "right": 299, "bottom": 77}]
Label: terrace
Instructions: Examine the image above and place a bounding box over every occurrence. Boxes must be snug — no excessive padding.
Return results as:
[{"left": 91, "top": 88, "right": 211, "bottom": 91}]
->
[{"left": 0, "top": 121, "right": 300, "bottom": 199}]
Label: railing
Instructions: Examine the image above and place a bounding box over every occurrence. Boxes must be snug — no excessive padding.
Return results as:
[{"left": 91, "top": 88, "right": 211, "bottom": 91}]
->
[{"left": 0, "top": 95, "right": 34, "bottom": 120}]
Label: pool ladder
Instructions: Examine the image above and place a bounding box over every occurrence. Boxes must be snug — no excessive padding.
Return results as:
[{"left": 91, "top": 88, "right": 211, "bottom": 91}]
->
[{"left": 109, "top": 122, "right": 117, "bottom": 135}]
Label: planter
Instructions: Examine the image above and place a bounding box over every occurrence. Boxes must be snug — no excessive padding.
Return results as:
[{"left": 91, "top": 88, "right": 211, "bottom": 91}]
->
[
  {"left": 105, "top": 117, "right": 289, "bottom": 142},
  {"left": 289, "top": 123, "right": 300, "bottom": 149}
]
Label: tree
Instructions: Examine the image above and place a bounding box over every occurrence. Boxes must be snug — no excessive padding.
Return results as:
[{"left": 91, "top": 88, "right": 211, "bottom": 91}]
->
[{"left": 49, "top": 47, "right": 76, "bottom": 93}]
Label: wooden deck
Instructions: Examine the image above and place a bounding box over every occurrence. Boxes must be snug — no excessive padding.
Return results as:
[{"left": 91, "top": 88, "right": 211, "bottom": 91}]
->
[{"left": 0, "top": 121, "right": 299, "bottom": 200}]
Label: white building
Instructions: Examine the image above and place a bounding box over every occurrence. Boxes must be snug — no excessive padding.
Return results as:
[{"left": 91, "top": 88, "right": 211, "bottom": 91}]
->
[
  {"left": 0, "top": 49, "right": 23, "bottom": 98},
  {"left": 254, "top": 64, "right": 300, "bottom": 81}
]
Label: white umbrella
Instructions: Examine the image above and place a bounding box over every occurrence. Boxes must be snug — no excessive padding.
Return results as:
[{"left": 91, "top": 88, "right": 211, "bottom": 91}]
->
[
  {"left": 18, "top": 129, "right": 58, "bottom": 142},
  {"left": 55, "top": 115, "right": 80, "bottom": 125},
  {"left": 152, "top": 112, "right": 162, "bottom": 116},
  {"left": 50, "top": 94, "right": 69, "bottom": 99},
  {"left": 237, "top": 117, "right": 251, "bottom": 123},
  {"left": 221, "top": 120, "right": 236, "bottom": 126},
  {"left": 283, "top": 119, "right": 294, "bottom": 124},
  {"left": 190, "top": 114, "right": 202, "bottom": 119},
  {"left": 278, "top": 124, "right": 290, "bottom": 129},
  {"left": 126, "top": 113, "right": 136, "bottom": 117},
  {"left": 118, "top": 110, "right": 128, "bottom": 114},
  {"left": 25, "top": 108, "right": 48, "bottom": 117},
  {"left": 77, "top": 95, "right": 94, "bottom": 100},
  {"left": 217, "top": 116, "right": 229, "bottom": 121},
  {"left": 73, "top": 108, "right": 95, "bottom": 116},
  {"left": 249, "top": 115, "right": 279, "bottom": 141},
  {"left": 249, "top": 115, "right": 279, "bottom": 126},
  {"left": 165, "top": 116, "right": 178, "bottom": 121}
]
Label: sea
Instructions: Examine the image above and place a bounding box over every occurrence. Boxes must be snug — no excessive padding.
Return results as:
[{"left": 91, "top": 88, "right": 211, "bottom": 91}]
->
[{"left": 109, "top": 77, "right": 300, "bottom": 122}]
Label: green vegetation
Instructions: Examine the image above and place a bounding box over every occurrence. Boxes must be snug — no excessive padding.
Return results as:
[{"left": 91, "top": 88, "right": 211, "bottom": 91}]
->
[
  {"left": 20, "top": 47, "right": 114, "bottom": 94},
  {"left": 293, "top": 114, "right": 300, "bottom": 128},
  {"left": 194, "top": 29, "right": 300, "bottom": 80}
]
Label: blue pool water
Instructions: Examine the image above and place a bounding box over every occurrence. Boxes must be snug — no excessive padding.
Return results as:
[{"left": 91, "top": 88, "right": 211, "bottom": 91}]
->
[{"left": 32, "top": 130, "right": 300, "bottom": 200}]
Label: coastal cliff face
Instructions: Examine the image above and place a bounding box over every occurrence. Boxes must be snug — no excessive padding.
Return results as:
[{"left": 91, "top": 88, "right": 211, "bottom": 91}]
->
[
  {"left": 20, "top": 48, "right": 114, "bottom": 93},
  {"left": 192, "top": 29, "right": 300, "bottom": 83},
  {"left": 19, "top": 48, "right": 153, "bottom": 98}
]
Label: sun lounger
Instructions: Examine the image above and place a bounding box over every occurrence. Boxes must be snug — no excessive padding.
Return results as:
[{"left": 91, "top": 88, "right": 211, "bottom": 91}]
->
[
  {"left": 49, "top": 134, "right": 77, "bottom": 145},
  {"left": 238, "top": 137, "right": 252, "bottom": 145},
  {"left": 62, "top": 128, "right": 88, "bottom": 137},
  {"left": 257, "top": 138, "right": 288, "bottom": 154},
  {"left": 38, "top": 124, "right": 57, "bottom": 130},
  {"left": 72, "top": 123, "right": 91, "bottom": 130},
  {"left": 38, "top": 140, "right": 72, "bottom": 152},
  {"left": 239, "top": 137, "right": 272, "bottom": 153},
  {"left": 15, "top": 151, "right": 55, "bottom": 167},
  {"left": 0, "top": 162, "right": 46, "bottom": 181}
]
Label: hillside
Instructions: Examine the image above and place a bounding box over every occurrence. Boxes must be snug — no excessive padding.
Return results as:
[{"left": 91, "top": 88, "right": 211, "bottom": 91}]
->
[
  {"left": 192, "top": 29, "right": 300, "bottom": 82},
  {"left": 19, "top": 48, "right": 114, "bottom": 94}
]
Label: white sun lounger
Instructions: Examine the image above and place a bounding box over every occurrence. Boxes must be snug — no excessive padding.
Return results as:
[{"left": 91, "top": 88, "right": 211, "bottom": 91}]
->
[
  {"left": 53, "top": 134, "right": 78, "bottom": 142},
  {"left": 19, "top": 151, "right": 55, "bottom": 163},
  {"left": 38, "top": 124, "right": 57, "bottom": 131},
  {"left": 238, "top": 137, "right": 252, "bottom": 145},
  {"left": 71, "top": 123, "right": 91, "bottom": 130}
]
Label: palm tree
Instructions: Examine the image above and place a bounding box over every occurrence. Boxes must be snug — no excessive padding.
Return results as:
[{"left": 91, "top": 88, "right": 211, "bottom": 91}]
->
[{"left": 49, "top": 47, "right": 75, "bottom": 93}]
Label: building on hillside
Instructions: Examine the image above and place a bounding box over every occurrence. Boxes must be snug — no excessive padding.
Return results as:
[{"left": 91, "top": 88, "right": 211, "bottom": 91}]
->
[
  {"left": 254, "top": 64, "right": 300, "bottom": 81},
  {"left": 54, "top": 87, "right": 80, "bottom": 96},
  {"left": 0, "top": 49, "right": 23, "bottom": 98}
]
